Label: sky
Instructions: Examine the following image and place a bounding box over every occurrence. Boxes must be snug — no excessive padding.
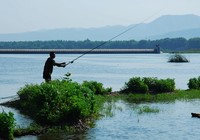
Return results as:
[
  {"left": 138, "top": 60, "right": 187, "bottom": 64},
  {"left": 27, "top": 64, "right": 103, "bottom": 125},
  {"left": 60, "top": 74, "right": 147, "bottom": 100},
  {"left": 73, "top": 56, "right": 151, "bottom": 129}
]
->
[{"left": 0, "top": 0, "right": 200, "bottom": 34}]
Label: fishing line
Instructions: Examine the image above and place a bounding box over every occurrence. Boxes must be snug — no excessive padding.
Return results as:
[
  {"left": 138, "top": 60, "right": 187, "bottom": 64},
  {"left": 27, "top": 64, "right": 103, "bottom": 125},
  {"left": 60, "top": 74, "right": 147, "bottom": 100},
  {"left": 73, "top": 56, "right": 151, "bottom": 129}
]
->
[{"left": 65, "top": 8, "right": 164, "bottom": 66}]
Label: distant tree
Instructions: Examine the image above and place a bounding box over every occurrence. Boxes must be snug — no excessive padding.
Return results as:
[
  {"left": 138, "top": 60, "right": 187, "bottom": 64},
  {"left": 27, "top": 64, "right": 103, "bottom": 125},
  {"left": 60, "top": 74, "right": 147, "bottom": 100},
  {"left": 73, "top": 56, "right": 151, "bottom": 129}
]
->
[
  {"left": 0, "top": 37, "right": 200, "bottom": 52},
  {"left": 187, "top": 38, "right": 200, "bottom": 50}
]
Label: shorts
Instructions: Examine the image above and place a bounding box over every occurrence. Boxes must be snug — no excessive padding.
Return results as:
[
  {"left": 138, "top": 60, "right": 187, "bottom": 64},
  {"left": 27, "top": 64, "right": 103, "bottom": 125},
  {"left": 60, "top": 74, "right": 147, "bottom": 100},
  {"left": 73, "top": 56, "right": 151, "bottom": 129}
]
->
[{"left": 43, "top": 72, "right": 51, "bottom": 82}]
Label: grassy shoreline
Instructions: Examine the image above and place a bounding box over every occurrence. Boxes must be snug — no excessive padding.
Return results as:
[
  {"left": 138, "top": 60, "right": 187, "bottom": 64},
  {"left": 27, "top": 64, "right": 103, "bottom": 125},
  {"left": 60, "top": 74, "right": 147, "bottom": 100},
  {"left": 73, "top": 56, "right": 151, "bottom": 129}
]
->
[{"left": 122, "top": 89, "right": 200, "bottom": 104}]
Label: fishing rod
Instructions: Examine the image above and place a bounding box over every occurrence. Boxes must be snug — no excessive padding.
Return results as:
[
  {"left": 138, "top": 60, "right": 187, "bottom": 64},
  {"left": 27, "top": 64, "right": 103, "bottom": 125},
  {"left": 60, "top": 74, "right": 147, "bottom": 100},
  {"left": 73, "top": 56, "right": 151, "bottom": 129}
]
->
[
  {"left": 0, "top": 95, "right": 18, "bottom": 100},
  {"left": 65, "top": 9, "right": 164, "bottom": 66}
]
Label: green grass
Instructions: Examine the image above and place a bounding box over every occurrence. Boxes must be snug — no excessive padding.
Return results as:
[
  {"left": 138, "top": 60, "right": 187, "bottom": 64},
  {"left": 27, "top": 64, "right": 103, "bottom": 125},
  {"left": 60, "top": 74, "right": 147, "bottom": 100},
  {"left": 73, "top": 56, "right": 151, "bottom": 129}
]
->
[
  {"left": 137, "top": 105, "right": 159, "bottom": 114},
  {"left": 124, "top": 90, "right": 200, "bottom": 103}
]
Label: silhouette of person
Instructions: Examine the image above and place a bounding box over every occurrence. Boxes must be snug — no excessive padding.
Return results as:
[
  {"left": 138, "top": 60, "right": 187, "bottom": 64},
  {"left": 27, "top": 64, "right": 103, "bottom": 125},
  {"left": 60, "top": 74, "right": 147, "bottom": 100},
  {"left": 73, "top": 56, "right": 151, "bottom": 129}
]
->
[{"left": 43, "top": 52, "right": 66, "bottom": 82}]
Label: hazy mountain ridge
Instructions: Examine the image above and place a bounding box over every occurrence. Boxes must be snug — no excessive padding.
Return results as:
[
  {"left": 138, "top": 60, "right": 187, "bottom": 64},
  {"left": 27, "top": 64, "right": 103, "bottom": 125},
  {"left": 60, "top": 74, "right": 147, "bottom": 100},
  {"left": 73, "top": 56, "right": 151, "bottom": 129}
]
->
[{"left": 0, "top": 14, "right": 200, "bottom": 41}]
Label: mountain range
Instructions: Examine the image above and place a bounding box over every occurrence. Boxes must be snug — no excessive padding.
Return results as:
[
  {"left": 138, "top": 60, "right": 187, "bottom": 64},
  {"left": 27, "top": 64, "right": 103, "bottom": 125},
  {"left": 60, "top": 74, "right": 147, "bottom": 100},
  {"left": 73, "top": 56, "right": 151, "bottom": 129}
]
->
[{"left": 0, "top": 14, "right": 200, "bottom": 41}]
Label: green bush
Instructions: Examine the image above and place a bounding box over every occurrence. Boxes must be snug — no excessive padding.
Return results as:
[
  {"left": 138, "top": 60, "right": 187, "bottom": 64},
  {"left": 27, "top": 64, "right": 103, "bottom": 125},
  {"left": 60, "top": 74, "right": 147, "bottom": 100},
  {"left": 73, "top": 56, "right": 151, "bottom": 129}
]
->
[
  {"left": 82, "top": 81, "right": 112, "bottom": 95},
  {"left": 143, "top": 77, "right": 157, "bottom": 92},
  {"left": 153, "top": 78, "right": 175, "bottom": 93},
  {"left": 121, "top": 77, "right": 148, "bottom": 94},
  {"left": 0, "top": 111, "right": 16, "bottom": 140},
  {"left": 17, "top": 80, "right": 96, "bottom": 124},
  {"left": 188, "top": 77, "right": 200, "bottom": 89},
  {"left": 121, "top": 77, "right": 175, "bottom": 94}
]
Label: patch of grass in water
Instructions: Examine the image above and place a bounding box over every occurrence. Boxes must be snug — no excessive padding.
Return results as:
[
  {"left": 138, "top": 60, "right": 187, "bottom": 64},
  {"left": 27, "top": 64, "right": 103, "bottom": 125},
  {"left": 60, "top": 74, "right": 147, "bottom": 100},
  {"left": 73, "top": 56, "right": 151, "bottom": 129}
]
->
[
  {"left": 100, "top": 99, "right": 123, "bottom": 118},
  {"left": 125, "top": 90, "right": 200, "bottom": 104},
  {"left": 137, "top": 105, "right": 159, "bottom": 114}
]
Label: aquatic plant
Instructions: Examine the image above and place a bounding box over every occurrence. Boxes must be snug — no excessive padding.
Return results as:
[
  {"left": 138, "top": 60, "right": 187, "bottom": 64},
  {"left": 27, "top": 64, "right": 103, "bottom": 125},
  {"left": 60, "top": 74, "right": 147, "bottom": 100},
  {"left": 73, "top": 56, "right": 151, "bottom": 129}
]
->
[
  {"left": 121, "top": 77, "right": 175, "bottom": 94},
  {"left": 0, "top": 111, "right": 16, "bottom": 140},
  {"left": 168, "top": 53, "right": 189, "bottom": 63},
  {"left": 137, "top": 105, "right": 159, "bottom": 114},
  {"left": 100, "top": 100, "right": 123, "bottom": 118},
  {"left": 125, "top": 90, "right": 200, "bottom": 104}
]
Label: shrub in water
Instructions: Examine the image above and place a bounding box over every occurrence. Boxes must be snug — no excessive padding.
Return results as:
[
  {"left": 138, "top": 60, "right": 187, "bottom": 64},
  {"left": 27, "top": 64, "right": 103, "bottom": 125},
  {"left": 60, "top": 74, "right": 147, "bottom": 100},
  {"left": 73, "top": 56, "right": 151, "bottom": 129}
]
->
[
  {"left": 82, "top": 81, "right": 112, "bottom": 95},
  {"left": 153, "top": 78, "right": 175, "bottom": 93},
  {"left": 17, "top": 80, "right": 96, "bottom": 124},
  {"left": 121, "top": 77, "right": 148, "bottom": 94},
  {"left": 188, "top": 76, "right": 200, "bottom": 89},
  {"left": 121, "top": 77, "right": 175, "bottom": 94},
  {"left": 143, "top": 77, "right": 157, "bottom": 92},
  {"left": 137, "top": 105, "right": 159, "bottom": 114},
  {"left": 0, "top": 111, "right": 16, "bottom": 140}
]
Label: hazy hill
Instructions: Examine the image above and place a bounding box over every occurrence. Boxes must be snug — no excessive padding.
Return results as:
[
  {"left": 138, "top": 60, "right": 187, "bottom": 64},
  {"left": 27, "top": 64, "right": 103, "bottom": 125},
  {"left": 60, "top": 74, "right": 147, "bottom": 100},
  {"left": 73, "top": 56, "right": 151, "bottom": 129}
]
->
[{"left": 0, "top": 14, "right": 200, "bottom": 41}]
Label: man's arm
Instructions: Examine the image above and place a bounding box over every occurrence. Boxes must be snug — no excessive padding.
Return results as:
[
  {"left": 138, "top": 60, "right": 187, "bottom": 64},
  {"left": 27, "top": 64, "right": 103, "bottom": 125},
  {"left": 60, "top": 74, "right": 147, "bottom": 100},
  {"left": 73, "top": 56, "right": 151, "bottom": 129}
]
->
[{"left": 54, "top": 62, "right": 66, "bottom": 67}]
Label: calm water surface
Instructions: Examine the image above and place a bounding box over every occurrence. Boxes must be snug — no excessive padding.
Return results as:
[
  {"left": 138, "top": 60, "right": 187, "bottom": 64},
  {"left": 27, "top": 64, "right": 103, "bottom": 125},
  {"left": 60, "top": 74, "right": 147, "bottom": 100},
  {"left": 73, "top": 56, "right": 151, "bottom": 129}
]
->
[
  {"left": 1, "top": 53, "right": 200, "bottom": 139},
  {"left": 15, "top": 100, "right": 200, "bottom": 140},
  {"left": 86, "top": 100, "right": 200, "bottom": 140}
]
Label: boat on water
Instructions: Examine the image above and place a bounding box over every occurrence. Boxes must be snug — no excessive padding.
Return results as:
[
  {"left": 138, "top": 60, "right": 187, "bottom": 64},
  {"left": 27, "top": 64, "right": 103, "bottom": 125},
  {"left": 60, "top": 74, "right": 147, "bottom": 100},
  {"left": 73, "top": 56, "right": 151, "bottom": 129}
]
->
[{"left": 191, "top": 113, "right": 200, "bottom": 118}]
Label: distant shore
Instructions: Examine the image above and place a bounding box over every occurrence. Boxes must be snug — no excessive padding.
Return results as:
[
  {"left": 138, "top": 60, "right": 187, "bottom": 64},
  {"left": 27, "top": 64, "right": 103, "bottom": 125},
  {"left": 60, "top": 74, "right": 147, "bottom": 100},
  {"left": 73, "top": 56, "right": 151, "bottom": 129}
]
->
[{"left": 0, "top": 48, "right": 160, "bottom": 54}]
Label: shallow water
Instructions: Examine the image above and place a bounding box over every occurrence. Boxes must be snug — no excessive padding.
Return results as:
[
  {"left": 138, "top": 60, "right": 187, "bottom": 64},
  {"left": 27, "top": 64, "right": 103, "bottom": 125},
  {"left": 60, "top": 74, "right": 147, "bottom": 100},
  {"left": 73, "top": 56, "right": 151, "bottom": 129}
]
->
[
  {"left": 15, "top": 100, "right": 200, "bottom": 140},
  {"left": 86, "top": 100, "right": 200, "bottom": 140},
  {"left": 0, "top": 106, "right": 33, "bottom": 128}
]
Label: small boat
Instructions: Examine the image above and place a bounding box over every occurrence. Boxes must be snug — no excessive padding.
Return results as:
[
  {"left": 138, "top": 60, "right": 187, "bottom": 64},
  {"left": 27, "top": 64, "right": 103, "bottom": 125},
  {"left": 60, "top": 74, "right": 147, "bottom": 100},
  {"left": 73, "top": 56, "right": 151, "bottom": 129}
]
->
[{"left": 191, "top": 113, "right": 200, "bottom": 118}]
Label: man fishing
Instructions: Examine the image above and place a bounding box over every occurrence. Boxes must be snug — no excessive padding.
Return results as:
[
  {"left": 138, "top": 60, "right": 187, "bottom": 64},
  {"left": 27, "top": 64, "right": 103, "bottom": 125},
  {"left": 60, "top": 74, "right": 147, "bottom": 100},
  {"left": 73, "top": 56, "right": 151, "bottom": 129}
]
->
[{"left": 43, "top": 52, "right": 66, "bottom": 82}]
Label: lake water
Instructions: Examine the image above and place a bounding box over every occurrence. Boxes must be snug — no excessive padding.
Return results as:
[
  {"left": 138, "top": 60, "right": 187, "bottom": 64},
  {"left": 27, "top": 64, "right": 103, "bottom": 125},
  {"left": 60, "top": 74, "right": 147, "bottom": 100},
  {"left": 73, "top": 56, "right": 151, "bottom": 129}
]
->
[
  {"left": 1, "top": 53, "right": 200, "bottom": 139},
  {"left": 86, "top": 100, "right": 200, "bottom": 140}
]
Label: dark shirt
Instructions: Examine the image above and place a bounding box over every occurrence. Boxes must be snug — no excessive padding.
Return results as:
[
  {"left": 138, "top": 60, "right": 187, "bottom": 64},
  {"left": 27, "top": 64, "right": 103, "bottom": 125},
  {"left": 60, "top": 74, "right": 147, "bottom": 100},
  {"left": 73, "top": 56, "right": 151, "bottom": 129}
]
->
[{"left": 43, "top": 57, "right": 55, "bottom": 80}]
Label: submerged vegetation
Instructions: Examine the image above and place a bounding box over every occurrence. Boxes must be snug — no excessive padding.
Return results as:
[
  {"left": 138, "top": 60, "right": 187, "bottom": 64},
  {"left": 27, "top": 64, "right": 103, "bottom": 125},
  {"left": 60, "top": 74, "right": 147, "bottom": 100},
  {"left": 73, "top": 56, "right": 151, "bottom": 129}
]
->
[
  {"left": 137, "top": 105, "right": 159, "bottom": 114},
  {"left": 125, "top": 90, "right": 200, "bottom": 104},
  {"left": 2, "top": 76, "right": 200, "bottom": 139}
]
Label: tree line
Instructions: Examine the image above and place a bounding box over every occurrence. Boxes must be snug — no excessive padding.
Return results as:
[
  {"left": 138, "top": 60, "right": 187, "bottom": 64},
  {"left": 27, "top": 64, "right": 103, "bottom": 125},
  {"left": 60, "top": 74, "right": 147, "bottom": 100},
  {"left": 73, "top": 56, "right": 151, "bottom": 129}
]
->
[{"left": 0, "top": 37, "right": 200, "bottom": 52}]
